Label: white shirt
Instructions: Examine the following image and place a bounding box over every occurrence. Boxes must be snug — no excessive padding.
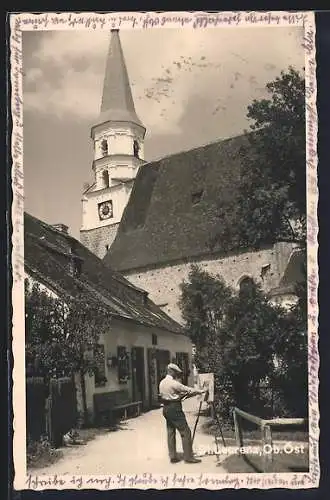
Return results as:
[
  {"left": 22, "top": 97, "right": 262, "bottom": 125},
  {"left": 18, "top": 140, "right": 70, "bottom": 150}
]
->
[{"left": 159, "top": 374, "right": 195, "bottom": 401}]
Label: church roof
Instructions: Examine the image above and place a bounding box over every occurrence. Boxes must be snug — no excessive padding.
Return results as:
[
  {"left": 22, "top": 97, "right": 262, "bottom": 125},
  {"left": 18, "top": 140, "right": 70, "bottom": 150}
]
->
[
  {"left": 104, "top": 134, "right": 251, "bottom": 272},
  {"left": 24, "top": 212, "right": 183, "bottom": 334},
  {"left": 95, "top": 30, "right": 144, "bottom": 130}
]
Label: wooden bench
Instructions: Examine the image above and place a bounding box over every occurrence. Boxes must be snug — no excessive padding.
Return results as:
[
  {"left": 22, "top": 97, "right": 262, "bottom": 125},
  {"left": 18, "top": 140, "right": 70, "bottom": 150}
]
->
[{"left": 93, "top": 390, "right": 142, "bottom": 426}]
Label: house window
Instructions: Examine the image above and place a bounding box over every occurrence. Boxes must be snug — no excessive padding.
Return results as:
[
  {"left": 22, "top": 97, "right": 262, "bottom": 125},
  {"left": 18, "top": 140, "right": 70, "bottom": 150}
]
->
[
  {"left": 105, "top": 244, "right": 109, "bottom": 251},
  {"left": 102, "top": 170, "right": 110, "bottom": 188},
  {"left": 191, "top": 189, "right": 204, "bottom": 205},
  {"left": 117, "top": 346, "right": 130, "bottom": 384},
  {"left": 101, "top": 139, "right": 108, "bottom": 156},
  {"left": 156, "top": 349, "right": 171, "bottom": 386},
  {"left": 94, "top": 344, "right": 107, "bottom": 387},
  {"left": 152, "top": 334, "right": 158, "bottom": 346},
  {"left": 133, "top": 140, "right": 140, "bottom": 159}
]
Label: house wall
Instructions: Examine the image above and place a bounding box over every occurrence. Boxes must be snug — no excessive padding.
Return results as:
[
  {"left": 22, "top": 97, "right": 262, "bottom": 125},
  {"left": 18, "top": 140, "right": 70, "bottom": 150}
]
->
[
  {"left": 83, "top": 318, "right": 193, "bottom": 417},
  {"left": 25, "top": 270, "right": 191, "bottom": 423},
  {"left": 123, "top": 242, "right": 298, "bottom": 324}
]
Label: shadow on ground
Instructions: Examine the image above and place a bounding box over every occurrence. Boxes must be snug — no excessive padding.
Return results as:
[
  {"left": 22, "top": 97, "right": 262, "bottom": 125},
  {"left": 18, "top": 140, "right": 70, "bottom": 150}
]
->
[{"left": 220, "top": 451, "right": 309, "bottom": 473}]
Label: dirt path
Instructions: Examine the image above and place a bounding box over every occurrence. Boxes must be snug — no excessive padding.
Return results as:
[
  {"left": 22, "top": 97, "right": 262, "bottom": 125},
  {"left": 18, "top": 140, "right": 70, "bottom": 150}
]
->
[{"left": 29, "top": 397, "right": 227, "bottom": 476}]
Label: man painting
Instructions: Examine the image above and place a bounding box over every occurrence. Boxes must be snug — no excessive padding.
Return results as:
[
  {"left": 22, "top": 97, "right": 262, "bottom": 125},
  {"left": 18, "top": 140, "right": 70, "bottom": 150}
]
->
[{"left": 159, "top": 363, "right": 207, "bottom": 464}]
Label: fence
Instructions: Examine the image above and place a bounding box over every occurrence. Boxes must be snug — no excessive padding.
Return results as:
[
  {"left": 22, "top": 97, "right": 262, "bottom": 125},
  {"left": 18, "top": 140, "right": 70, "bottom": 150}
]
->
[
  {"left": 233, "top": 407, "right": 307, "bottom": 472},
  {"left": 26, "top": 376, "right": 77, "bottom": 447},
  {"left": 26, "top": 377, "right": 48, "bottom": 442}
]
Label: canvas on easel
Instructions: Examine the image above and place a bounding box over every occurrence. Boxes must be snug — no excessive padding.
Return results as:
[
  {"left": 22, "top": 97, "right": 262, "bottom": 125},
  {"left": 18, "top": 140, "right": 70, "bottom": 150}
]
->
[{"left": 197, "top": 373, "right": 214, "bottom": 402}]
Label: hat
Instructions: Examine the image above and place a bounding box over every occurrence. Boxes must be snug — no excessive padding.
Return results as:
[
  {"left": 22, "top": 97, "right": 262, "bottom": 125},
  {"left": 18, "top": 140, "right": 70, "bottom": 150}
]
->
[{"left": 167, "top": 363, "right": 183, "bottom": 373}]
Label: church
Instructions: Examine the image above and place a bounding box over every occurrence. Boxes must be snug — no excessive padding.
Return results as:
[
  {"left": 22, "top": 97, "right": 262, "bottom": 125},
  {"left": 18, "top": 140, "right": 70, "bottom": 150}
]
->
[{"left": 80, "top": 30, "right": 304, "bottom": 325}]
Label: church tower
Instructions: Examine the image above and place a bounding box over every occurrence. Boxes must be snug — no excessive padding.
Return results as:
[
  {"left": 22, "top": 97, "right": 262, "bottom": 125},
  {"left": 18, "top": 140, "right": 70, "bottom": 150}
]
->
[{"left": 80, "top": 30, "right": 146, "bottom": 259}]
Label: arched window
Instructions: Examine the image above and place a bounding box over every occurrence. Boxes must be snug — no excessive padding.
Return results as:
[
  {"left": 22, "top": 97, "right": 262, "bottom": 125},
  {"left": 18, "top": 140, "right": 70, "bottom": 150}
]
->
[
  {"left": 133, "top": 140, "right": 140, "bottom": 159},
  {"left": 239, "top": 276, "right": 256, "bottom": 297},
  {"left": 102, "top": 170, "right": 110, "bottom": 188},
  {"left": 101, "top": 139, "right": 108, "bottom": 156}
]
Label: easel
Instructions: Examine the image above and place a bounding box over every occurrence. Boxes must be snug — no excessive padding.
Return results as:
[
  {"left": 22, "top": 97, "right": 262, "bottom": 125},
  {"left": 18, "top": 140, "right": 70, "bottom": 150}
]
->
[{"left": 191, "top": 379, "right": 226, "bottom": 450}]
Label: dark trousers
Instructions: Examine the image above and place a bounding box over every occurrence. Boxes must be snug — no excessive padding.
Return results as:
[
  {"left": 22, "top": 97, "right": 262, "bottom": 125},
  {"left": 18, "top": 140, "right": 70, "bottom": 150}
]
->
[{"left": 162, "top": 401, "right": 194, "bottom": 460}]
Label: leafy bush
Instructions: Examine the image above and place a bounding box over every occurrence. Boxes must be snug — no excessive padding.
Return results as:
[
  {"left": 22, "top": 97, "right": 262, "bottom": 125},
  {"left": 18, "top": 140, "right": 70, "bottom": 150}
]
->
[
  {"left": 27, "top": 436, "right": 63, "bottom": 469},
  {"left": 233, "top": 67, "right": 306, "bottom": 249},
  {"left": 25, "top": 280, "right": 112, "bottom": 425}
]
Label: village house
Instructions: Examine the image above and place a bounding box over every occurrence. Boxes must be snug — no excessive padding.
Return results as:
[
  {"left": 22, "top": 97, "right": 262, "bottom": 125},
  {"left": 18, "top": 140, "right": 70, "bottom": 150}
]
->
[
  {"left": 79, "top": 30, "right": 305, "bottom": 324},
  {"left": 24, "top": 212, "right": 193, "bottom": 423}
]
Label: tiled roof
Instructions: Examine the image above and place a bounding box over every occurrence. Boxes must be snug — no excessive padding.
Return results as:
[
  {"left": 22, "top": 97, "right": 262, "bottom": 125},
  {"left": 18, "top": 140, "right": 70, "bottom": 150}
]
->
[
  {"left": 105, "top": 133, "right": 251, "bottom": 272},
  {"left": 24, "top": 212, "right": 183, "bottom": 334}
]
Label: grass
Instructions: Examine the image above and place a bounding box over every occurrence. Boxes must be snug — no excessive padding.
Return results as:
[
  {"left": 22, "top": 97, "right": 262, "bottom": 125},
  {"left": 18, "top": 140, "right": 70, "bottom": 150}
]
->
[{"left": 27, "top": 437, "right": 64, "bottom": 470}]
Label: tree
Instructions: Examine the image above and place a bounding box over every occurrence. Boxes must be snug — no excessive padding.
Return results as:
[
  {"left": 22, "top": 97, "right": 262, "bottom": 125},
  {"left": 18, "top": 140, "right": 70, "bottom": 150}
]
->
[
  {"left": 25, "top": 279, "right": 112, "bottom": 424},
  {"left": 235, "top": 66, "right": 306, "bottom": 248},
  {"left": 219, "top": 280, "right": 285, "bottom": 416},
  {"left": 272, "top": 310, "right": 308, "bottom": 418},
  {"left": 179, "top": 266, "right": 308, "bottom": 421},
  {"left": 179, "top": 265, "right": 233, "bottom": 348},
  {"left": 271, "top": 251, "right": 308, "bottom": 418}
]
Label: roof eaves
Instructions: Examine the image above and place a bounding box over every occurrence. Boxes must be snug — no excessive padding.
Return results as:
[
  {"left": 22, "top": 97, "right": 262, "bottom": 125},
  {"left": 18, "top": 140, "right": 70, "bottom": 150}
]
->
[
  {"left": 268, "top": 284, "right": 297, "bottom": 297},
  {"left": 27, "top": 232, "right": 84, "bottom": 261}
]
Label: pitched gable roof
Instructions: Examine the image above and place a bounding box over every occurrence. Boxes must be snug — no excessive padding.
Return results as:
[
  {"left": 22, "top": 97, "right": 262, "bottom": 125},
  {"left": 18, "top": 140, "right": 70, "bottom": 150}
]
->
[
  {"left": 104, "top": 134, "right": 250, "bottom": 272},
  {"left": 24, "top": 212, "right": 183, "bottom": 334}
]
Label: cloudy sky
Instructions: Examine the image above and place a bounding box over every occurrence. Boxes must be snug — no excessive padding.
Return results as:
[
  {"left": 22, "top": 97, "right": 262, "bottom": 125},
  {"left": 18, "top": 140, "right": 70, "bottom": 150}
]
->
[{"left": 22, "top": 27, "right": 304, "bottom": 239}]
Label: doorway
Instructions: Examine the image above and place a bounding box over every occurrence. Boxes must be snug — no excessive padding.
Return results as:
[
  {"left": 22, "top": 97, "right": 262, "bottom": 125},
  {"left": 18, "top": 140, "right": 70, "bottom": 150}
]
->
[
  {"left": 131, "top": 347, "right": 146, "bottom": 408},
  {"left": 147, "top": 348, "right": 158, "bottom": 408},
  {"left": 156, "top": 349, "right": 171, "bottom": 388},
  {"left": 176, "top": 352, "right": 190, "bottom": 385}
]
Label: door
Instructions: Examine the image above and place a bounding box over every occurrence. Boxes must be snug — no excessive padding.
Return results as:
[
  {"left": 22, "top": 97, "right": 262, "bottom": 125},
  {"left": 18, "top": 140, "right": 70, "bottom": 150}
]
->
[
  {"left": 176, "top": 352, "right": 190, "bottom": 385},
  {"left": 156, "top": 349, "right": 171, "bottom": 388},
  {"left": 147, "top": 348, "right": 159, "bottom": 408},
  {"left": 131, "top": 347, "right": 146, "bottom": 408}
]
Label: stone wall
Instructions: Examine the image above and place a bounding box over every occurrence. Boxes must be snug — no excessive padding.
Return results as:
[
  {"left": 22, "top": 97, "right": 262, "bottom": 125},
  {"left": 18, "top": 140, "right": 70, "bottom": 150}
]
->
[
  {"left": 80, "top": 223, "right": 119, "bottom": 260},
  {"left": 124, "top": 242, "right": 298, "bottom": 324}
]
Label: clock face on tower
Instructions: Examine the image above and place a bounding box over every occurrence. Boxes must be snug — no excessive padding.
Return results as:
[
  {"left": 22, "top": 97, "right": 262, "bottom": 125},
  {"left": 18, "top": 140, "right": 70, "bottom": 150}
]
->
[{"left": 98, "top": 200, "right": 113, "bottom": 221}]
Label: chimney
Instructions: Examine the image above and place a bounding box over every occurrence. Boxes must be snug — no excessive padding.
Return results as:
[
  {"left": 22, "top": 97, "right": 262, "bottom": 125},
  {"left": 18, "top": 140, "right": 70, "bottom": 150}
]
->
[{"left": 52, "top": 223, "right": 69, "bottom": 234}]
